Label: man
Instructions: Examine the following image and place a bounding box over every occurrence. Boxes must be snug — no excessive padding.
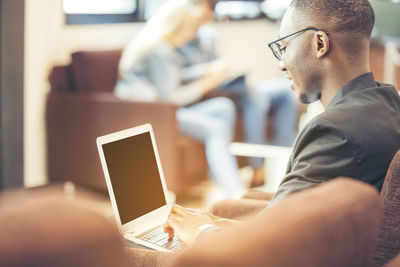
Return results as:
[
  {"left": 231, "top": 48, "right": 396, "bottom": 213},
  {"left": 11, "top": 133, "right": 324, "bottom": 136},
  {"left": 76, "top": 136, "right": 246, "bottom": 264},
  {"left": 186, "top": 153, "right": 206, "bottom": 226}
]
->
[{"left": 164, "top": 0, "right": 400, "bottom": 245}]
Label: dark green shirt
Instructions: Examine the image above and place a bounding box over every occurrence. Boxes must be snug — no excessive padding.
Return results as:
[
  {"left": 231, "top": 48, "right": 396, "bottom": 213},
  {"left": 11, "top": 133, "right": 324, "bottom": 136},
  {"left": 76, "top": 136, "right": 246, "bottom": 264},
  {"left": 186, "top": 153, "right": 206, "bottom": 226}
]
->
[{"left": 269, "top": 72, "right": 400, "bottom": 206}]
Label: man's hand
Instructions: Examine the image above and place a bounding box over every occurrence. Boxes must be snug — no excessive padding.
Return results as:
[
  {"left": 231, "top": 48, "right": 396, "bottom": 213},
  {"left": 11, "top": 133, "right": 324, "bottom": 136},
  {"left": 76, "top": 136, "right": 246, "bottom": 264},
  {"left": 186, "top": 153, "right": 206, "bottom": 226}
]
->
[{"left": 163, "top": 205, "right": 219, "bottom": 245}]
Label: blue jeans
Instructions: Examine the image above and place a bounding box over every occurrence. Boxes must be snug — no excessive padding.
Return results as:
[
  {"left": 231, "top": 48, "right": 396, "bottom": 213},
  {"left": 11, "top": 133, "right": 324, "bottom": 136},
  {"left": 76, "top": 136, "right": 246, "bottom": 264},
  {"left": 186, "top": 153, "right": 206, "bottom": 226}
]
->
[
  {"left": 176, "top": 97, "right": 244, "bottom": 196},
  {"left": 242, "top": 78, "right": 298, "bottom": 168}
]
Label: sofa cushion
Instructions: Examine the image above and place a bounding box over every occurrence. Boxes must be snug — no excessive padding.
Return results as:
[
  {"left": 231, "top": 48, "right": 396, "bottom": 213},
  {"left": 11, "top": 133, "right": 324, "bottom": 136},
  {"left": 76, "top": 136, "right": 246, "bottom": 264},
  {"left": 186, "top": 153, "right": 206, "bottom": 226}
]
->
[
  {"left": 48, "top": 66, "right": 74, "bottom": 92},
  {"left": 70, "top": 50, "right": 122, "bottom": 92},
  {"left": 374, "top": 150, "right": 400, "bottom": 266}
]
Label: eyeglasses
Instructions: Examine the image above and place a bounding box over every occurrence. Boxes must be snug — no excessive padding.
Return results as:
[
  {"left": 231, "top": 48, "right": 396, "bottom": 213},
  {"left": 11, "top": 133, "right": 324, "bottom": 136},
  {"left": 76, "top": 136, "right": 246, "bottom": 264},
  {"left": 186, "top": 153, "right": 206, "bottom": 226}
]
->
[{"left": 268, "top": 27, "right": 330, "bottom": 61}]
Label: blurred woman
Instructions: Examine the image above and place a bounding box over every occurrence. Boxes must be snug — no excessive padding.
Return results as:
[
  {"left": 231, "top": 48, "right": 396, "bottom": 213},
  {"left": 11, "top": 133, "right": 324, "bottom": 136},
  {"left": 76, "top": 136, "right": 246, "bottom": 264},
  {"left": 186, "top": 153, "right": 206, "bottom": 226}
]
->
[{"left": 115, "top": 0, "right": 245, "bottom": 197}]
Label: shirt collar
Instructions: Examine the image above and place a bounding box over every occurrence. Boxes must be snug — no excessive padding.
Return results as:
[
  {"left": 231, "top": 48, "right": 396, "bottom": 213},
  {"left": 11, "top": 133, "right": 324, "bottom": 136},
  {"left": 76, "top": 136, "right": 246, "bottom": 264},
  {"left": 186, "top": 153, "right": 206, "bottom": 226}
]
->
[{"left": 327, "top": 72, "right": 376, "bottom": 110}]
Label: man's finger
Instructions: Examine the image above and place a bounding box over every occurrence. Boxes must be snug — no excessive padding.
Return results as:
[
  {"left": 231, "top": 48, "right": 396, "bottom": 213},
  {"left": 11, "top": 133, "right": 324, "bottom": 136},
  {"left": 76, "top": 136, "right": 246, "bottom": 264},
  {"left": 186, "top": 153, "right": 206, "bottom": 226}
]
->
[
  {"left": 163, "top": 221, "right": 175, "bottom": 239},
  {"left": 164, "top": 214, "right": 182, "bottom": 237},
  {"left": 168, "top": 213, "right": 183, "bottom": 223},
  {"left": 170, "top": 205, "right": 187, "bottom": 216},
  {"left": 167, "top": 215, "right": 181, "bottom": 226}
]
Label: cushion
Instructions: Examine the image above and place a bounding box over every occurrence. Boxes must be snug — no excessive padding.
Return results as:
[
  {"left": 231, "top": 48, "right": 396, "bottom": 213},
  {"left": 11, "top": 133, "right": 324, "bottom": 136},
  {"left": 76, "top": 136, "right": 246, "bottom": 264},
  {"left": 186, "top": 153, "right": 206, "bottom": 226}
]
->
[
  {"left": 374, "top": 150, "right": 400, "bottom": 266},
  {"left": 70, "top": 50, "right": 122, "bottom": 92},
  {"left": 48, "top": 66, "right": 73, "bottom": 92}
]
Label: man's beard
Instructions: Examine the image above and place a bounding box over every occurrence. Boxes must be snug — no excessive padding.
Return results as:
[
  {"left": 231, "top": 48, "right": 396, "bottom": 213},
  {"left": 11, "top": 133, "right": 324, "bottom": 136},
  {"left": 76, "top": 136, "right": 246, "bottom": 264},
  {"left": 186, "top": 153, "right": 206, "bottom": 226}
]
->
[
  {"left": 292, "top": 59, "right": 323, "bottom": 104},
  {"left": 299, "top": 87, "right": 321, "bottom": 104},
  {"left": 298, "top": 72, "right": 322, "bottom": 104}
]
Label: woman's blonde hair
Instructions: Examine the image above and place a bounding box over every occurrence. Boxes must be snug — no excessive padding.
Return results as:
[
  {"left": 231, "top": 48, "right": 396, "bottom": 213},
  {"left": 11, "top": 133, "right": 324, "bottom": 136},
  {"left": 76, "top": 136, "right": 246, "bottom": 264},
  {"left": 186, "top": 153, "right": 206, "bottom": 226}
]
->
[{"left": 119, "top": 0, "right": 201, "bottom": 76}]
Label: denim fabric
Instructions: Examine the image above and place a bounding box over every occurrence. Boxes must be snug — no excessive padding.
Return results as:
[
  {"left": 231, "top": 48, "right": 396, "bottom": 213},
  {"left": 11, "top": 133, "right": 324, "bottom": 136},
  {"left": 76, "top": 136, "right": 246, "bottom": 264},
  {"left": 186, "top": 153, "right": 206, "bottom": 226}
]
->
[
  {"left": 177, "top": 97, "right": 244, "bottom": 196},
  {"left": 178, "top": 28, "right": 298, "bottom": 169}
]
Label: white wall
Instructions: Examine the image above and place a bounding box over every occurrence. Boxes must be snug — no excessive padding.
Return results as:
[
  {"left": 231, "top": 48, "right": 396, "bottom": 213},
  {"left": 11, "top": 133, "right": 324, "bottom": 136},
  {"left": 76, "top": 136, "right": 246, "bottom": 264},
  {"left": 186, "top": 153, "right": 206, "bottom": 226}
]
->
[
  {"left": 24, "top": 0, "right": 144, "bottom": 187},
  {"left": 24, "top": 0, "right": 281, "bottom": 187},
  {"left": 214, "top": 19, "right": 282, "bottom": 84}
]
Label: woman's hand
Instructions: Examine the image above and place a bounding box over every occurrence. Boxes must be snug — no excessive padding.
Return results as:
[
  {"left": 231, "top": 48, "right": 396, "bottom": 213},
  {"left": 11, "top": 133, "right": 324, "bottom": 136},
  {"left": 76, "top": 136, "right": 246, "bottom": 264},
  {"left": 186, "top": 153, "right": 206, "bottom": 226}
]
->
[{"left": 197, "top": 60, "right": 231, "bottom": 94}]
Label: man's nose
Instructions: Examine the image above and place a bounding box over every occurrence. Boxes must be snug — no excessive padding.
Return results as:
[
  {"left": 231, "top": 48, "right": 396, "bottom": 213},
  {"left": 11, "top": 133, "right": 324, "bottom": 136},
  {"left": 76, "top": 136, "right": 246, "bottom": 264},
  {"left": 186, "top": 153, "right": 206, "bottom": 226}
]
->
[{"left": 279, "top": 60, "right": 287, "bottom": 72}]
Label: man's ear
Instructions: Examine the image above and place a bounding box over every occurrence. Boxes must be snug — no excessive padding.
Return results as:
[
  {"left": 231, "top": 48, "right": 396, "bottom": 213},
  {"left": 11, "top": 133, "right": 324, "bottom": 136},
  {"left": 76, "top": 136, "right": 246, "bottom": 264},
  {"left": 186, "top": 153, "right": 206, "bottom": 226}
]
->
[{"left": 315, "top": 31, "right": 330, "bottom": 58}]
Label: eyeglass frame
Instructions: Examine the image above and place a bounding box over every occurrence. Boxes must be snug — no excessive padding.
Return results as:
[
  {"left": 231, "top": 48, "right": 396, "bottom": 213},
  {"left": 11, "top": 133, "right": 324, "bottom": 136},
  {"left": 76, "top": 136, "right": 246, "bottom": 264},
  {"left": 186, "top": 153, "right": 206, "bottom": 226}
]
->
[{"left": 267, "top": 26, "right": 330, "bottom": 61}]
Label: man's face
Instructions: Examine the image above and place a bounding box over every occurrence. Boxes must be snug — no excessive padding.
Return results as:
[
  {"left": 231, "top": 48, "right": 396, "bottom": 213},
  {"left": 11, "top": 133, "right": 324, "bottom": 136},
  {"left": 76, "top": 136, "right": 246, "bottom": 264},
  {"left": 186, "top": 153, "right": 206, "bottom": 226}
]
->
[{"left": 279, "top": 7, "right": 322, "bottom": 104}]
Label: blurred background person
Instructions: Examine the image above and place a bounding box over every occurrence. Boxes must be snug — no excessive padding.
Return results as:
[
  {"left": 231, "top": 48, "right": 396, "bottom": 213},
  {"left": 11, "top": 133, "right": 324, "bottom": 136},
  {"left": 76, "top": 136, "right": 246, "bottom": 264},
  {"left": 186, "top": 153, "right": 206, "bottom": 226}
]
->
[
  {"left": 115, "top": 0, "right": 245, "bottom": 198},
  {"left": 177, "top": 0, "right": 298, "bottom": 184}
]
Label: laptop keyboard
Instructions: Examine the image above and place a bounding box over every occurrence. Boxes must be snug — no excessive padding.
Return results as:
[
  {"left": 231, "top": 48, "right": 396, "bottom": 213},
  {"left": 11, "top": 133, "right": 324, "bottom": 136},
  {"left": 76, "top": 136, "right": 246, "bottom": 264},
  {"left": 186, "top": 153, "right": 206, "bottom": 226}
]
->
[{"left": 136, "top": 224, "right": 185, "bottom": 252}]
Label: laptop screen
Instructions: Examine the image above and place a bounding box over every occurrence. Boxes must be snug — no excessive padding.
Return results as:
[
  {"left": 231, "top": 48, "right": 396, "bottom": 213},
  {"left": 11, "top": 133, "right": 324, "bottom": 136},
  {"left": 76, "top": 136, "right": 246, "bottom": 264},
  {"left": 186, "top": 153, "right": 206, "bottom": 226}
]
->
[{"left": 102, "top": 132, "right": 166, "bottom": 225}]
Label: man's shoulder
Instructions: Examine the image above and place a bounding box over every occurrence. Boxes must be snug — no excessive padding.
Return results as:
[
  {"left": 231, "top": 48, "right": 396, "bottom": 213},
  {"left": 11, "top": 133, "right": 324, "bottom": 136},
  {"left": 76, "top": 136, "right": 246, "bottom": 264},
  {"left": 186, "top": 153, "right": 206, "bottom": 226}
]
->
[
  {"left": 295, "top": 87, "right": 400, "bottom": 161},
  {"left": 315, "top": 84, "right": 398, "bottom": 126},
  {"left": 295, "top": 101, "right": 377, "bottom": 154},
  {"left": 293, "top": 113, "right": 350, "bottom": 156},
  {"left": 299, "top": 111, "right": 346, "bottom": 136}
]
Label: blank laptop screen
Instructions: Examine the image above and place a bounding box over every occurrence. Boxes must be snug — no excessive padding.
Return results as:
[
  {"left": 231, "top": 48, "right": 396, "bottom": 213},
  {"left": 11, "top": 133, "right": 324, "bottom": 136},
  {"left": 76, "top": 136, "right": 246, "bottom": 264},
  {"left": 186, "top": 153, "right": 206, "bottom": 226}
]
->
[{"left": 102, "top": 132, "right": 166, "bottom": 225}]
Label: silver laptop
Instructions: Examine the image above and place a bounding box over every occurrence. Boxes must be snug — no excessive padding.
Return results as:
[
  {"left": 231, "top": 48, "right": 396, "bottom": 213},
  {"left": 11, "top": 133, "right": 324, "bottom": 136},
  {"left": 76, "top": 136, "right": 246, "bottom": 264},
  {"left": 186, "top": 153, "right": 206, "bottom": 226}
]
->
[{"left": 97, "top": 123, "right": 184, "bottom": 252}]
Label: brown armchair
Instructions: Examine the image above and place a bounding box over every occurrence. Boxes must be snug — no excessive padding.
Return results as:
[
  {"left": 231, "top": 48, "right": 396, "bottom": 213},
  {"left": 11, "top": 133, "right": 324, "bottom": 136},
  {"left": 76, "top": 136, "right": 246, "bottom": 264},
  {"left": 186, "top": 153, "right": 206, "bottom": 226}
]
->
[
  {"left": 166, "top": 178, "right": 380, "bottom": 267},
  {"left": 0, "top": 178, "right": 379, "bottom": 266},
  {"left": 46, "top": 50, "right": 207, "bottom": 195},
  {"left": 208, "top": 150, "right": 400, "bottom": 266}
]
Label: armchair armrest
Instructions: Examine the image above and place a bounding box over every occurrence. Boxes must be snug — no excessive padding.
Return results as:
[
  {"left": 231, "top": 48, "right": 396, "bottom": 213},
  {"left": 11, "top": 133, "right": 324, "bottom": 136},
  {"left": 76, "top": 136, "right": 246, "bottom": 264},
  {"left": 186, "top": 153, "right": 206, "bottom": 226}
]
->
[
  {"left": 168, "top": 178, "right": 380, "bottom": 267},
  {"left": 0, "top": 193, "right": 126, "bottom": 267},
  {"left": 46, "top": 91, "right": 180, "bottom": 192}
]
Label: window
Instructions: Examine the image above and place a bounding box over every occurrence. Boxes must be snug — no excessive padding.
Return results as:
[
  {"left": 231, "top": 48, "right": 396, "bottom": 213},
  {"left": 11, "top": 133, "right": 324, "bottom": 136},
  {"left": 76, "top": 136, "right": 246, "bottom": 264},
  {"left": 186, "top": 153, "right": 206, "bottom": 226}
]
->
[
  {"left": 63, "top": 0, "right": 172, "bottom": 24},
  {"left": 63, "top": 0, "right": 137, "bottom": 14},
  {"left": 145, "top": 0, "right": 171, "bottom": 20},
  {"left": 63, "top": 0, "right": 267, "bottom": 25},
  {"left": 64, "top": 0, "right": 142, "bottom": 24}
]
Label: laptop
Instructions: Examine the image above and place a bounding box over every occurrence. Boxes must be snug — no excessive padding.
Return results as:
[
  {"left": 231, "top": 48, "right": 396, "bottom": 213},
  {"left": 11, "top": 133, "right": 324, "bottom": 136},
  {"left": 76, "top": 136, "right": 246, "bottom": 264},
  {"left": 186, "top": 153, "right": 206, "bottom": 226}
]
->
[{"left": 96, "top": 123, "right": 185, "bottom": 252}]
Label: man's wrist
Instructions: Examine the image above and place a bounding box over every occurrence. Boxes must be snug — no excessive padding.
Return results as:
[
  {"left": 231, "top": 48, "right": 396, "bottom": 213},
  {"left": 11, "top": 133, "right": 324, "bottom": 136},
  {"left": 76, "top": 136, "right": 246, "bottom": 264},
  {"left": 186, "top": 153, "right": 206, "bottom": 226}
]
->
[
  {"left": 213, "top": 218, "right": 238, "bottom": 228},
  {"left": 197, "top": 223, "right": 221, "bottom": 237}
]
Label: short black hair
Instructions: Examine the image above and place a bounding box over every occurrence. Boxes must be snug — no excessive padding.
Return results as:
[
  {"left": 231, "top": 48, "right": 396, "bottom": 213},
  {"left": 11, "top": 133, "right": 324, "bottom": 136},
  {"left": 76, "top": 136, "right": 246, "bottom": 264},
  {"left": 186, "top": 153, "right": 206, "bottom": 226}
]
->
[{"left": 290, "top": 0, "right": 375, "bottom": 40}]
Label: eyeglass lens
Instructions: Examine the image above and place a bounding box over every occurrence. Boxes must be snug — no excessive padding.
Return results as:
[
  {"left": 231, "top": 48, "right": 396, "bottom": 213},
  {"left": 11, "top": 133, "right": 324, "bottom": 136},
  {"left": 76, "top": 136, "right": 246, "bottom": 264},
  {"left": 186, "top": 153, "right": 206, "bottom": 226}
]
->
[{"left": 270, "top": 43, "right": 283, "bottom": 60}]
